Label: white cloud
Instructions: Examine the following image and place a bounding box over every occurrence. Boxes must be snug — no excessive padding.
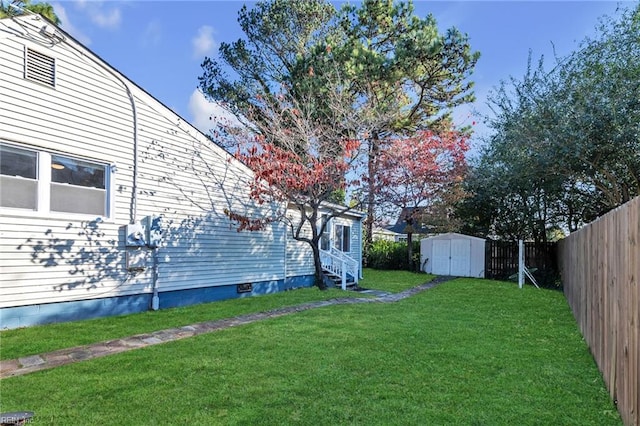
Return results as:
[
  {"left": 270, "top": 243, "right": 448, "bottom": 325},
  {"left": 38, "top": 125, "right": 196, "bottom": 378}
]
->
[
  {"left": 73, "top": 0, "right": 88, "bottom": 10},
  {"left": 192, "top": 25, "right": 216, "bottom": 58},
  {"left": 53, "top": 2, "right": 92, "bottom": 45},
  {"left": 140, "top": 20, "right": 162, "bottom": 47},
  {"left": 70, "top": 1, "right": 121, "bottom": 30},
  {"left": 91, "top": 7, "right": 121, "bottom": 29},
  {"left": 188, "top": 89, "right": 240, "bottom": 136}
]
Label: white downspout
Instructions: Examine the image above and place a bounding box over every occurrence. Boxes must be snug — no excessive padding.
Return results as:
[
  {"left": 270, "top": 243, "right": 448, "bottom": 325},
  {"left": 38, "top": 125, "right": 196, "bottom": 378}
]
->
[
  {"left": 359, "top": 215, "right": 364, "bottom": 279},
  {"left": 62, "top": 28, "right": 151, "bottom": 304},
  {"left": 151, "top": 248, "right": 159, "bottom": 310},
  {"left": 43, "top": 19, "right": 140, "bottom": 224}
]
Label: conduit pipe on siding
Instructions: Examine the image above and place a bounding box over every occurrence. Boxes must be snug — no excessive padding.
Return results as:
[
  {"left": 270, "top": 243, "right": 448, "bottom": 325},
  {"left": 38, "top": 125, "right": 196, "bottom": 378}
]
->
[
  {"left": 44, "top": 21, "right": 140, "bottom": 224},
  {"left": 104, "top": 76, "right": 138, "bottom": 225},
  {"left": 41, "top": 20, "right": 154, "bottom": 301},
  {"left": 80, "top": 62, "right": 158, "bottom": 308},
  {"left": 15, "top": 15, "right": 140, "bottom": 224}
]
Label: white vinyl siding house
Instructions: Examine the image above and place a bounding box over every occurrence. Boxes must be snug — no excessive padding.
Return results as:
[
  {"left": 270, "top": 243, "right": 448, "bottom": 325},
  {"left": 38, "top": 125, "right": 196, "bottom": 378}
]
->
[
  {"left": 284, "top": 208, "right": 365, "bottom": 283},
  {"left": 284, "top": 209, "right": 315, "bottom": 281},
  {"left": 0, "top": 15, "right": 364, "bottom": 328},
  {"left": 331, "top": 216, "right": 362, "bottom": 275}
]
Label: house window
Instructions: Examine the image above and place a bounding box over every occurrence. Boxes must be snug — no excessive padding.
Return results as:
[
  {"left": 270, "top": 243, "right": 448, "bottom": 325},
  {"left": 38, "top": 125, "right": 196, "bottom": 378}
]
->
[
  {"left": 319, "top": 214, "right": 330, "bottom": 250},
  {"left": 50, "top": 155, "right": 106, "bottom": 215},
  {"left": 0, "top": 145, "right": 38, "bottom": 209},
  {"left": 334, "top": 224, "right": 351, "bottom": 252},
  {"left": 0, "top": 143, "right": 110, "bottom": 217},
  {"left": 25, "top": 47, "right": 56, "bottom": 87}
]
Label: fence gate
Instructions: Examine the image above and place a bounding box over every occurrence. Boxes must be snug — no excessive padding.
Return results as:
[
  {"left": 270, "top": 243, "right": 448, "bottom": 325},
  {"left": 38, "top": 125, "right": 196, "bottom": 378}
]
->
[{"left": 484, "top": 240, "right": 559, "bottom": 287}]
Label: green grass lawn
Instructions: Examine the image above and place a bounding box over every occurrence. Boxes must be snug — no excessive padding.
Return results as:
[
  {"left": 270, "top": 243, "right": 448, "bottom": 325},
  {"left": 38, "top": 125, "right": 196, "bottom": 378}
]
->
[
  {"left": 0, "top": 269, "right": 430, "bottom": 360},
  {"left": 358, "top": 268, "right": 434, "bottom": 293},
  {"left": 0, "top": 287, "right": 348, "bottom": 360},
  {"left": 0, "top": 275, "right": 619, "bottom": 425}
]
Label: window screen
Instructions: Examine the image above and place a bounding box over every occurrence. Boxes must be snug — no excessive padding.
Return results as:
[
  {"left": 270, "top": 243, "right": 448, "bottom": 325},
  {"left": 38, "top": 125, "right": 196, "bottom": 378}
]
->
[
  {"left": 320, "top": 214, "right": 330, "bottom": 250},
  {"left": 0, "top": 145, "right": 37, "bottom": 209},
  {"left": 50, "top": 155, "right": 106, "bottom": 215},
  {"left": 334, "top": 224, "right": 351, "bottom": 252}
]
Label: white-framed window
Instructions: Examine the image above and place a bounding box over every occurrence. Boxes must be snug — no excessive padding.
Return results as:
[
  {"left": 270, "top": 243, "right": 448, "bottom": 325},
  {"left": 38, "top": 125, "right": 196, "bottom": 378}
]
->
[
  {"left": 0, "top": 144, "right": 38, "bottom": 210},
  {"left": 0, "top": 143, "right": 111, "bottom": 218},
  {"left": 319, "top": 214, "right": 330, "bottom": 250},
  {"left": 334, "top": 224, "right": 351, "bottom": 252}
]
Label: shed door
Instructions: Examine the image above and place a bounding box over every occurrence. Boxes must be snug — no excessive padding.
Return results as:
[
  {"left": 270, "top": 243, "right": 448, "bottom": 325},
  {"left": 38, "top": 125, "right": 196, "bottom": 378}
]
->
[
  {"left": 432, "top": 240, "right": 451, "bottom": 275},
  {"left": 450, "top": 239, "right": 471, "bottom": 276}
]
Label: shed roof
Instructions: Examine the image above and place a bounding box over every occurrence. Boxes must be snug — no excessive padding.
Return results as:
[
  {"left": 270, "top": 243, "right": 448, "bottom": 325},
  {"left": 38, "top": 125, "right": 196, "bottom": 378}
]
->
[{"left": 421, "top": 232, "right": 486, "bottom": 242}]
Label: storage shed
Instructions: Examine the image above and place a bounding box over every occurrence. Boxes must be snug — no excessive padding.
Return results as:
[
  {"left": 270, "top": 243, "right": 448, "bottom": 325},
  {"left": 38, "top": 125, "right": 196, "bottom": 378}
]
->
[{"left": 420, "top": 233, "right": 485, "bottom": 278}]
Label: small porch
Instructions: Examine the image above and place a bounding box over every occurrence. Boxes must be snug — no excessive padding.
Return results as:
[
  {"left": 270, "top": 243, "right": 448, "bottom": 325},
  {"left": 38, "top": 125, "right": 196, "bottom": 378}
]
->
[{"left": 319, "top": 247, "right": 359, "bottom": 290}]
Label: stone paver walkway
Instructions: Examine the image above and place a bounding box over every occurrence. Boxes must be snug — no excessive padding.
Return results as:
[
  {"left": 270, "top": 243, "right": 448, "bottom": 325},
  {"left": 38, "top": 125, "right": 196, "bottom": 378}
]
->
[{"left": 0, "top": 276, "right": 453, "bottom": 379}]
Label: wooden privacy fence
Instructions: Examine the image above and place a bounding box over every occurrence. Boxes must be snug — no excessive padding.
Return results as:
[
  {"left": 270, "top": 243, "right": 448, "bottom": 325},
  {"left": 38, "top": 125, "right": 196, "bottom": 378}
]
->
[
  {"left": 559, "top": 196, "right": 639, "bottom": 426},
  {"left": 485, "top": 240, "right": 559, "bottom": 287}
]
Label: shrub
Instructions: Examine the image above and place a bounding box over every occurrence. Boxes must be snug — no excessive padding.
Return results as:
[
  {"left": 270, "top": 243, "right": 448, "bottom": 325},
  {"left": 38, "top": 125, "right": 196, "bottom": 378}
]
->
[{"left": 366, "top": 240, "right": 421, "bottom": 271}]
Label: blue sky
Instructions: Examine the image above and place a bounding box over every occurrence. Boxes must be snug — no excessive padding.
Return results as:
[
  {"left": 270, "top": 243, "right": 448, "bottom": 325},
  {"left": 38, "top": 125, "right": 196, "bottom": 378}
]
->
[{"left": 51, "top": 0, "right": 633, "bottom": 151}]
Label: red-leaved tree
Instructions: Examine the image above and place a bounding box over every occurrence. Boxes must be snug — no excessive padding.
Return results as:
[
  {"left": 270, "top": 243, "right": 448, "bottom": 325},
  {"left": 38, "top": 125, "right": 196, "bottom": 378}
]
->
[
  {"left": 218, "top": 62, "right": 370, "bottom": 289},
  {"left": 227, "top": 136, "right": 360, "bottom": 289},
  {"left": 377, "top": 129, "right": 469, "bottom": 267}
]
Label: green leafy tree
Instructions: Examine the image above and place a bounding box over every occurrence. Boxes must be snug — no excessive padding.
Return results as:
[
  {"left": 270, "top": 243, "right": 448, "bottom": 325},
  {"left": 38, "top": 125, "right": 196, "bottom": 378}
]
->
[
  {"left": 552, "top": 5, "right": 640, "bottom": 208},
  {"left": 199, "top": 0, "right": 480, "bottom": 254},
  {"left": 458, "top": 5, "right": 639, "bottom": 241},
  {"left": 332, "top": 0, "right": 479, "bottom": 249},
  {"left": 198, "top": 0, "right": 337, "bottom": 147},
  {"left": 0, "top": 0, "right": 60, "bottom": 24},
  {"left": 199, "top": 0, "right": 376, "bottom": 288}
]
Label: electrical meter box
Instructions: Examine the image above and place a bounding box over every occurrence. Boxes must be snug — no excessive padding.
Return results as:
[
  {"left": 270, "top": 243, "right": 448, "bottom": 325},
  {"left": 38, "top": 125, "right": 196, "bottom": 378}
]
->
[
  {"left": 126, "top": 223, "right": 146, "bottom": 247},
  {"left": 144, "top": 215, "right": 163, "bottom": 248},
  {"left": 127, "top": 247, "right": 149, "bottom": 271}
]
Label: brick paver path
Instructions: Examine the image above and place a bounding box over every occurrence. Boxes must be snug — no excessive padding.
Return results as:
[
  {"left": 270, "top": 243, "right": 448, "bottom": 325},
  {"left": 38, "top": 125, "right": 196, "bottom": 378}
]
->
[{"left": 0, "top": 277, "right": 453, "bottom": 379}]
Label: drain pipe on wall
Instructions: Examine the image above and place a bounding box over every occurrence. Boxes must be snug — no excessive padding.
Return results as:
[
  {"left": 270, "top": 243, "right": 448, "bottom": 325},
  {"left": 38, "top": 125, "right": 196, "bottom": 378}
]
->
[
  {"left": 151, "top": 247, "right": 159, "bottom": 310},
  {"left": 60, "top": 31, "right": 140, "bottom": 224},
  {"left": 35, "top": 16, "right": 157, "bottom": 307},
  {"left": 147, "top": 215, "right": 163, "bottom": 311}
]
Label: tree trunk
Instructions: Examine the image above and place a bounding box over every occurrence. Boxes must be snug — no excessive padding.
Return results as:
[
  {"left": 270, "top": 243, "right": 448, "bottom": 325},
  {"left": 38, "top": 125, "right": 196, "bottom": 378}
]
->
[
  {"left": 407, "top": 231, "right": 413, "bottom": 271},
  {"left": 365, "top": 156, "right": 376, "bottom": 251},
  {"left": 364, "top": 132, "right": 380, "bottom": 254},
  {"left": 311, "top": 243, "right": 327, "bottom": 290}
]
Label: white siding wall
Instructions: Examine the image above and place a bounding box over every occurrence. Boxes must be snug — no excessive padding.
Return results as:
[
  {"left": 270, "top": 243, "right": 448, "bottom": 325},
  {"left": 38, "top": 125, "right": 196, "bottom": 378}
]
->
[
  {"left": 0, "top": 18, "right": 143, "bottom": 308},
  {"left": 285, "top": 209, "right": 315, "bottom": 278},
  {"left": 0, "top": 17, "right": 286, "bottom": 308},
  {"left": 131, "top": 95, "right": 286, "bottom": 291},
  {"left": 332, "top": 215, "right": 362, "bottom": 269}
]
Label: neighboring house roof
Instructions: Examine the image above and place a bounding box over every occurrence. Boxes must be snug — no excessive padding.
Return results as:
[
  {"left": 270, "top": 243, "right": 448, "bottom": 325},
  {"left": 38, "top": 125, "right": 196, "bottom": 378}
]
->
[
  {"left": 372, "top": 226, "right": 400, "bottom": 237},
  {"left": 386, "top": 207, "right": 432, "bottom": 234}
]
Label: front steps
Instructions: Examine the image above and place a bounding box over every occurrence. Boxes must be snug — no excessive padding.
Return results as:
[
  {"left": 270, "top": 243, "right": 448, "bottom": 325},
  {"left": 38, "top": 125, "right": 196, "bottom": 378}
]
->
[{"left": 322, "top": 271, "right": 357, "bottom": 290}]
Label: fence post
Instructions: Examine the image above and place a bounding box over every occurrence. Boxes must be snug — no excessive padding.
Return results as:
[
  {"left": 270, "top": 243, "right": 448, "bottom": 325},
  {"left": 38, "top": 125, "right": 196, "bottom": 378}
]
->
[
  {"left": 341, "top": 259, "right": 347, "bottom": 290},
  {"left": 518, "top": 240, "right": 524, "bottom": 289}
]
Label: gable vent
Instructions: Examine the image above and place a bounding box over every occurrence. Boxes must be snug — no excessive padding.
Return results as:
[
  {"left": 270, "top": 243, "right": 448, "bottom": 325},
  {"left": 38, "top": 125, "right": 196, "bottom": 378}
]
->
[{"left": 25, "top": 48, "right": 55, "bottom": 87}]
